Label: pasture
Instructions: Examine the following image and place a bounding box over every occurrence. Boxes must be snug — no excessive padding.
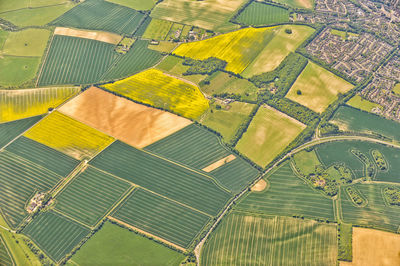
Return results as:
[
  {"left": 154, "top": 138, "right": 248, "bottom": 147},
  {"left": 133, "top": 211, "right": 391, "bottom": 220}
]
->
[
  {"left": 142, "top": 19, "right": 173, "bottom": 40},
  {"left": 236, "top": 105, "right": 306, "bottom": 167},
  {"left": 242, "top": 25, "right": 314, "bottom": 77},
  {"left": 201, "top": 213, "right": 337, "bottom": 265},
  {"left": 155, "top": 56, "right": 205, "bottom": 84},
  {"left": 90, "top": 141, "right": 232, "bottom": 216},
  {"left": 331, "top": 105, "right": 400, "bottom": 142},
  {"left": 0, "top": 87, "right": 79, "bottom": 122},
  {"left": 286, "top": 61, "right": 354, "bottom": 113},
  {"left": 0, "top": 56, "right": 40, "bottom": 87},
  {"left": 112, "top": 188, "right": 211, "bottom": 249},
  {"left": 59, "top": 87, "right": 191, "bottom": 148},
  {"left": 24, "top": 111, "right": 114, "bottom": 160},
  {"left": 0, "top": 235, "right": 14, "bottom": 266},
  {"left": 148, "top": 41, "right": 178, "bottom": 53},
  {"left": 236, "top": 2, "right": 289, "bottom": 26},
  {"left": 106, "top": 0, "right": 157, "bottom": 10},
  {"left": 55, "top": 166, "right": 131, "bottom": 227},
  {"left": 293, "top": 150, "right": 321, "bottom": 175},
  {"left": 0, "top": 116, "right": 41, "bottom": 149},
  {"left": 0, "top": 151, "right": 62, "bottom": 229},
  {"left": 103, "top": 69, "right": 209, "bottom": 119},
  {"left": 151, "top": 0, "right": 245, "bottom": 32},
  {"left": 50, "top": 0, "right": 146, "bottom": 35},
  {"left": 0, "top": 0, "right": 67, "bottom": 13},
  {"left": 346, "top": 95, "right": 382, "bottom": 112},
  {"left": 236, "top": 162, "right": 336, "bottom": 221},
  {"left": 1, "top": 29, "right": 50, "bottom": 57},
  {"left": 70, "top": 222, "right": 184, "bottom": 265},
  {"left": 23, "top": 211, "right": 90, "bottom": 262}
]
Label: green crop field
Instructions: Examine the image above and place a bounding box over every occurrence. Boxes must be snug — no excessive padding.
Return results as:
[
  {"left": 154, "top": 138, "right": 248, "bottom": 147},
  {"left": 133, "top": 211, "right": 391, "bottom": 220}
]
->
[
  {"left": 23, "top": 211, "right": 90, "bottom": 262},
  {"left": 112, "top": 188, "right": 211, "bottom": 248},
  {"left": 155, "top": 56, "right": 205, "bottom": 84},
  {"left": 0, "top": 151, "right": 62, "bottom": 229},
  {"left": 0, "top": 0, "right": 67, "bottom": 13},
  {"left": 50, "top": 0, "right": 147, "bottom": 35},
  {"left": 91, "top": 141, "right": 232, "bottom": 216},
  {"left": 106, "top": 0, "right": 157, "bottom": 10},
  {"left": 70, "top": 222, "right": 184, "bottom": 265},
  {"left": 38, "top": 35, "right": 118, "bottom": 86},
  {"left": 346, "top": 95, "right": 382, "bottom": 113},
  {"left": 55, "top": 166, "right": 132, "bottom": 226},
  {"left": 201, "top": 212, "right": 337, "bottom": 265},
  {"left": 236, "top": 162, "right": 335, "bottom": 221},
  {"left": 142, "top": 19, "right": 173, "bottom": 40},
  {"left": 0, "top": 56, "right": 41, "bottom": 87},
  {"left": 340, "top": 183, "right": 400, "bottom": 232},
  {"left": 331, "top": 106, "right": 400, "bottom": 142},
  {"left": 236, "top": 105, "right": 306, "bottom": 167},
  {"left": 0, "top": 116, "right": 41, "bottom": 149},
  {"left": 236, "top": 2, "right": 289, "bottom": 26},
  {"left": 2, "top": 29, "right": 50, "bottom": 57},
  {"left": 5, "top": 136, "right": 79, "bottom": 177},
  {"left": 0, "top": 235, "right": 14, "bottom": 266},
  {"left": 293, "top": 150, "right": 321, "bottom": 175},
  {"left": 148, "top": 41, "right": 178, "bottom": 53}
]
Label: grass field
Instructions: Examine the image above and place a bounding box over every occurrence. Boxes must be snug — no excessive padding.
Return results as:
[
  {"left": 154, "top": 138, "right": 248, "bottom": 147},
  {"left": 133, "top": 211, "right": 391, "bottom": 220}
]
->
[
  {"left": 5, "top": 136, "right": 79, "bottom": 177},
  {"left": 0, "top": 87, "right": 79, "bottom": 122},
  {"left": 112, "top": 188, "right": 211, "bottom": 248},
  {"left": 155, "top": 56, "right": 205, "bottom": 84},
  {"left": 174, "top": 27, "right": 275, "bottom": 74},
  {"left": 236, "top": 105, "right": 306, "bottom": 167},
  {"left": 0, "top": 56, "right": 41, "bottom": 87},
  {"left": 201, "top": 213, "right": 337, "bottom": 265},
  {"left": 151, "top": 0, "right": 245, "bottom": 32},
  {"left": 236, "top": 162, "right": 336, "bottom": 221},
  {"left": 50, "top": 0, "right": 146, "bottom": 35},
  {"left": 0, "top": 235, "right": 14, "bottom": 266},
  {"left": 103, "top": 69, "right": 209, "bottom": 119},
  {"left": 70, "top": 222, "right": 184, "bottom": 265},
  {"left": 0, "top": 151, "right": 63, "bottom": 229},
  {"left": 142, "top": 19, "right": 173, "bottom": 40},
  {"left": 91, "top": 141, "right": 232, "bottom": 216},
  {"left": 286, "top": 61, "right": 354, "bottom": 113},
  {"left": 393, "top": 83, "right": 400, "bottom": 95},
  {"left": 2, "top": 29, "right": 50, "bottom": 57},
  {"left": 106, "top": 0, "right": 157, "bottom": 10},
  {"left": 0, "top": 116, "right": 41, "bottom": 149},
  {"left": 55, "top": 166, "right": 131, "bottom": 227},
  {"left": 0, "top": 0, "right": 67, "bottom": 13},
  {"left": 236, "top": 2, "right": 289, "bottom": 26},
  {"left": 148, "top": 41, "right": 178, "bottom": 53},
  {"left": 346, "top": 95, "right": 382, "bottom": 112},
  {"left": 271, "top": 0, "right": 314, "bottom": 9},
  {"left": 242, "top": 25, "right": 314, "bottom": 77},
  {"left": 293, "top": 149, "right": 321, "bottom": 175},
  {"left": 23, "top": 211, "right": 90, "bottom": 262},
  {"left": 24, "top": 111, "right": 114, "bottom": 160}
]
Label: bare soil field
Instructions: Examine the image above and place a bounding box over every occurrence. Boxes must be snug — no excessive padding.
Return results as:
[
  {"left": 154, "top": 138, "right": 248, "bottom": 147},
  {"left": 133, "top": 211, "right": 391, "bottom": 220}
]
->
[
  {"left": 59, "top": 87, "right": 192, "bottom": 148},
  {"left": 54, "top": 27, "right": 122, "bottom": 44},
  {"left": 202, "top": 154, "right": 236, "bottom": 172},
  {"left": 251, "top": 179, "right": 267, "bottom": 191}
]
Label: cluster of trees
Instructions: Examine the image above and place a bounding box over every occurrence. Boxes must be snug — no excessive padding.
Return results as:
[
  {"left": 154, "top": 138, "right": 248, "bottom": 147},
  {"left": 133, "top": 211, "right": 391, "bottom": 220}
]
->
[
  {"left": 384, "top": 187, "right": 400, "bottom": 206},
  {"left": 371, "top": 149, "right": 387, "bottom": 171},
  {"left": 182, "top": 57, "right": 227, "bottom": 75},
  {"left": 267, "top": 97, "right": 319, "bottom": 125},
  {"left": 351, "top": 149, "right": 376, "bottom": 179},
  {"left": 346, "top": 187, "right": 365, "bottom": 206}
]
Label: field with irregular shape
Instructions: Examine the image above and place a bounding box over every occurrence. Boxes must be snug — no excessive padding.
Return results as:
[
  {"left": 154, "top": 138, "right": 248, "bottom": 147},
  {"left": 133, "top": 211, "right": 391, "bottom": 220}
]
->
[
  {"left": 236, "top": 105, "right": 306, "bottom": 167},
  {"left": 236, "top": 162, "right": 335, "bottom": 221},
  {"left": 55, "top": 166, "right": 131, "bottom": 226},
  {"left": 71, "top": 222, "right": 184, "bottom": 265},
  {"left": 1, "top": 28, "right": 50, "bottom": 57},
  {"left": 0, "top": 87, "right": 79, "bottom": 122},
  {"left": 174, "top": 27, "right": 274, "bottom": 74},
  {"left": 103, "top": 69, "right": 209, "bottom": 119},
  {"left": 112, "top": 188, "right": 211, "bottom": 249},
  {"left": 346, "top": 95, "right": 382, "bottom": 113},
  {"left": 236, "top": 2, "right": 289, "bottom": 26},
  {"left": 151, "top": 0, "right": 245, "bottom": 32},
  {"left": 59, "top": 87, "right": 191, "bottom": 148},
  {"left": 91, "top": 141, "right": 232, "bottom": 216},
  {"left": 286, "top": 61, "right": 354, "bottom": 113},
  {"left": 23, "top": 211, "right": 90, "bottom": 262},
  {"left": 155, "top": 56, "right": 205, "bottom": 84},
  {"left": 201, "top": 213, "right": 337, "bottom": 265},
  {"left": 0, "top": 236, "right": 14, "bottom": 266},
  {"left": 24, "top": 111, "right": 114, "bottom": 160},
  {"left": 0, "top": 116, "right": 41, "bottom": 149}
]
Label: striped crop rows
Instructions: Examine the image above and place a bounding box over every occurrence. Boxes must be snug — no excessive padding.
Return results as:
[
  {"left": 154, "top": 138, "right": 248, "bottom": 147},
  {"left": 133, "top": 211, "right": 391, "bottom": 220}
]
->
[
  {"left": 236, "top": 2, "right": 289, "bottom": 26},
  {"left": 0, "top": 116, "right": 42, "bottom": 149},
  {"left": 0, "top": 236, "right": 13, "bottom": 266}
]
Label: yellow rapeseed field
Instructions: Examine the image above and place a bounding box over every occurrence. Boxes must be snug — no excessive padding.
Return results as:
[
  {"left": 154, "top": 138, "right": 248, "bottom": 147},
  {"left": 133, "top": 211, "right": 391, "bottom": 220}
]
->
[
  {"left": 173, "top": 27, "right": 273, "bottom": 74},
  {"left": 0, "top": 87, "right": 79, "bottom": 122},
  {"left": 103, "top": 69, "right": 209, "bottom": 119},
  {"left": 24, "top": 111, "right": 114, "bottom": 160}
]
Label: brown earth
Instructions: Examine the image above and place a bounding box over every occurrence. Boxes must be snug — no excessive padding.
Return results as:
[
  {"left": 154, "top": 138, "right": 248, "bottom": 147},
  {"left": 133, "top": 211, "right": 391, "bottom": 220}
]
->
[
  {"left": 59, "top": 87, "right": 192, "bottom": 148},
  {"left": 54, "top": 27, "right": 122, "bottom": 44},
  {"left": 251, "top": 179, "right": 267, "bottom": 192},
  {"left": 202, "top": 154, "right": 236, "bottom": 172}
]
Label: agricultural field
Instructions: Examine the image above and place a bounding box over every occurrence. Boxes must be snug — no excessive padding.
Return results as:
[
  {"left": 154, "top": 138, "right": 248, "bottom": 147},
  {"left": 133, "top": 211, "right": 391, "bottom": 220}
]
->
[
  {"left": 155, "top": 56, "right": 205, "bottom": 84},
  {"left": 59, "top": 86, "right": 191, "bottom": 148},
  {"left": 0, "top": 235, "right": 14, "bottom": 266},
  {"left": 236, "top": 2, "right": 290, "bottom": 26},
  {"left": 330, "top": 105, "right": 400, "bottom": 142},
  {"left": 1, "top": 29, "right": 51, "bottom": 57},
  {"left": 236, "top": 105, "right": 306, "bottom": 167},
  {"left": 0, "top": 87, "right": 79, "bottom": 122},
  {"left": 174, "top": 27, "right": 274, "bottom": 74},
  {"left": 241, "top": 25, "right": 314, "bottom": 77},
  {"left": 112, "top": 188, "right": 211, "bottom": 249},
  {"left": 286, "top": 61, "right": 354, "bottom": 113},
  {"left": 55, "top": 166, "right": 132, "bottom": 227},
  {"left": 0, "top": 56, "right": 40, "bottom": 87},
  {"left": 142, "top": 19, "right": 173, "bottom": 40},
  {"left": 24, "top": 111, "right": 114, "bottom": 160},
  {"left": 70, "top": 222, "right": 184, "bottom": 265},
  {"left": 103, "top": 69, "right": 209, "bottom": 119},
  {"left": 151, "top": 0, "right": 245, "bottom": 32},
  {"left": 148, "top": 41, "right": 178, "bottom": 53},
  {"left": 0, "top": 151, "right": 62, "bottom": 229},
  {"left": 54, "top": 27, "right": 122, "bottom": 45},
  {"left": 106, "top": 0, "right": 157, "bottom": 10},
  {"left": 23, "top": 211, "right": 90, "bottom": 262},
  {"left": 90, "top": 140, "right": 232, "bottom": 216},
  {"left": 0, "top": 0, "right": 67, "bottom": 13},
  {"left": 0, "top": 115, "right": 41, "bottom": 149},
  {"left": 268, "top": 0, "right": 314, "bottom": 9},
  {"left": 50, "top": 0, "right": 147, "bottom": 35},
  {"left": 236, "top": 162, "right": 336, "bottom": 221},
  {"left": 293, "top": 150, "right": 321, "bottom": 176},
  {"left": 346, "top": 95, "right": 382, "bottom": 112},
  {"left": 201, "top": 213, "right": 337, "bottom": 265}
]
